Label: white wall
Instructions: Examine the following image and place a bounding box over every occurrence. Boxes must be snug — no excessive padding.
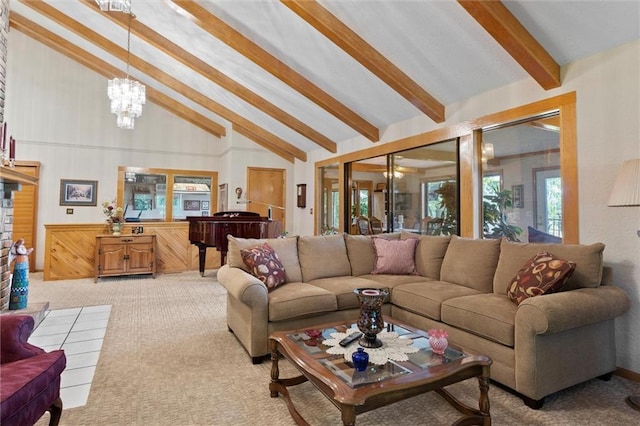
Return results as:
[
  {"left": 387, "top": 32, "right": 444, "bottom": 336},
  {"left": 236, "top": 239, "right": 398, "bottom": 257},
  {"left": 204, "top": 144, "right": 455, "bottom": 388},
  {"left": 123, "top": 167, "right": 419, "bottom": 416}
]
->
[
  {"left": 298, "top": 40, "right": 640, "bottom": 373},
  {"left": 5, "top": 31, "right": 293, "bottom": 268}
]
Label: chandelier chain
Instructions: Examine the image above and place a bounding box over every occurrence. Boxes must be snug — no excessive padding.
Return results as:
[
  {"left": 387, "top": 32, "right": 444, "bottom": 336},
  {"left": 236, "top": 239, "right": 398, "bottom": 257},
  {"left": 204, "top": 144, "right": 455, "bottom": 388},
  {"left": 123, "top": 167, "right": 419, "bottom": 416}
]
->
[{"left": 126, "top": 10, "right": 132, "bottom": 78}]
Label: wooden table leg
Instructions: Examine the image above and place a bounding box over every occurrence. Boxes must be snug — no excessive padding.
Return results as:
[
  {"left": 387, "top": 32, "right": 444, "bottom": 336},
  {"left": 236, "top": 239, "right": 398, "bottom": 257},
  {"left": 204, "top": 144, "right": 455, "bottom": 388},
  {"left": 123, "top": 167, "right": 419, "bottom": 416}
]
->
[
  {"left": 340, "top": 404, "right": 356, "bottom": 426},
  {"left": 268, "top": 339, "right": 311, "bottom": 425},
  {"left": 270, "top": 343, "right": 281, "bottom": 398},
  {"left": 478, "top": 366, "right": 491, "bottom": 426}
]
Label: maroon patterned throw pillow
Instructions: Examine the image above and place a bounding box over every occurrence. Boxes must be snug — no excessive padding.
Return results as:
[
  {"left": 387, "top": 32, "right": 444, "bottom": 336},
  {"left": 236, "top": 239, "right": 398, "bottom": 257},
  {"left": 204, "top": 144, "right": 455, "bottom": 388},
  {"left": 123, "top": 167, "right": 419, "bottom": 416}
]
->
[
  {"left": 507, "top": 251, "right": 576, "bottom": 305},
  {"left": 240, "top": 243, "right": 287, "bottom": 291}
]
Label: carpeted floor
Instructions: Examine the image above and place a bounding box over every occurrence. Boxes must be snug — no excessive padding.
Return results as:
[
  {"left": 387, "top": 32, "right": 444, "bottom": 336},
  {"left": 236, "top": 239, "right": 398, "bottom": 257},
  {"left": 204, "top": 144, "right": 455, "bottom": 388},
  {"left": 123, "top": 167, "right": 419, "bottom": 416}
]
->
[{"left": 28, "top": 271, "right": 639, "bottom": 425}]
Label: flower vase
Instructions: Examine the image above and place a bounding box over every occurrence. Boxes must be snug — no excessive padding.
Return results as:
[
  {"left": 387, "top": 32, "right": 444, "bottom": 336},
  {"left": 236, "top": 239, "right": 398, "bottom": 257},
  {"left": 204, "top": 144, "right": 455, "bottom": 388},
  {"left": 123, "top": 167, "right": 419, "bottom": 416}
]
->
[
  {"left": 352, "top": 348, "right": 369, "bottom": 371},
  {"left": 428, "top": 329, "right": 449, "bottom": 355},
  {"left": 112, "top": 222, "right": 122, "bottom": 236},
  {"left": 354, "top": 287, "right": 389, "bottom": 348}
]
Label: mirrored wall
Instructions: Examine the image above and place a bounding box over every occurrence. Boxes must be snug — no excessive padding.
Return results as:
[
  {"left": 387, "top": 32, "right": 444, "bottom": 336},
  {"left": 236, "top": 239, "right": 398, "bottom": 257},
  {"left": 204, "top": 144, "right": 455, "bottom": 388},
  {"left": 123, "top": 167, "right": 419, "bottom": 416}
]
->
[
  {"left": 315, "top": 93, "right": 577, "bottom": 243},
  {"left": 118, "top": 167, "right": 217, "bottom": 222}
]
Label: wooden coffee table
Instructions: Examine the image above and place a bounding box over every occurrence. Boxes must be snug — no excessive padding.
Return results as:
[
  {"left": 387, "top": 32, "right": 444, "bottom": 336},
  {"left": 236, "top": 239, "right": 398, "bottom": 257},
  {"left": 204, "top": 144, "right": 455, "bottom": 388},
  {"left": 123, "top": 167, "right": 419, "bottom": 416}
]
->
[{"left": 269, "top": 318, "right": 491, "bottom": 426}]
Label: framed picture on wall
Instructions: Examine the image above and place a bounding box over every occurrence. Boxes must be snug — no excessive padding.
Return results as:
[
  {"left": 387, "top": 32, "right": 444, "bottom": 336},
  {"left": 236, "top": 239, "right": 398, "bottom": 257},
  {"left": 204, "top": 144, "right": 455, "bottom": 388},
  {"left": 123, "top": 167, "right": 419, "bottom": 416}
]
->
[
  {"left": 512, "top": 184, "right": 524, "bottom": 208},
  {"left": 201, "top": 201, "right": 210, "bottom": 210},
  {"left": 184, "top": 200, "right": 201, "bottom": 211},
  {"left": 59, "top": 179, "right": 98, "bottom": 206}
]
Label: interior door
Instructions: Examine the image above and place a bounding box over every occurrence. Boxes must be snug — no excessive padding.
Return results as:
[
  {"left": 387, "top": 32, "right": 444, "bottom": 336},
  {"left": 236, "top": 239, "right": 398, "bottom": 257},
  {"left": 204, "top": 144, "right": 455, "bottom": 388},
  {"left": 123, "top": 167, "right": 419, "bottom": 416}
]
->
[{"left": 247, "top": 167, "right": 286, "bottom": 230}]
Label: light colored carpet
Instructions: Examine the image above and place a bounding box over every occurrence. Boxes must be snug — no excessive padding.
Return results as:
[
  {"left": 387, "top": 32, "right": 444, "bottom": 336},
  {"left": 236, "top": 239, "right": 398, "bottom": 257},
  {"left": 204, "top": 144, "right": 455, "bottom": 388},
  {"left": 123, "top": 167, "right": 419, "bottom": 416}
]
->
[{"left": 27, "top": 271, "right": 639, "bottom": 425}]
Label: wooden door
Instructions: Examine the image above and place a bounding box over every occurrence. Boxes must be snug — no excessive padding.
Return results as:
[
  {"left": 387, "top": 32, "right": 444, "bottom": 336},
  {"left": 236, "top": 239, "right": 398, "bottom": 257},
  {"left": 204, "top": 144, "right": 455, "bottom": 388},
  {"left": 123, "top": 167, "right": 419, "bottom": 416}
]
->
[
  {"left": 127, "top": 238, "right": 155, "bottom": 273},
  {"left": 12, "top": 161, "right": 40, "bottom": 272},
  {"left": 247, "top": 167, "right": 286, "bottom": 230}
]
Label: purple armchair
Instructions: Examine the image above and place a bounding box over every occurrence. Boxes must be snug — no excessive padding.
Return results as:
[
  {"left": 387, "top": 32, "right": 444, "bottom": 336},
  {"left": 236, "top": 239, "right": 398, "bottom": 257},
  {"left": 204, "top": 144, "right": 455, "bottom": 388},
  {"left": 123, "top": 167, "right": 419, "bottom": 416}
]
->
[{"left": 0, "top": 315, "right": 67, "bottom": 426}]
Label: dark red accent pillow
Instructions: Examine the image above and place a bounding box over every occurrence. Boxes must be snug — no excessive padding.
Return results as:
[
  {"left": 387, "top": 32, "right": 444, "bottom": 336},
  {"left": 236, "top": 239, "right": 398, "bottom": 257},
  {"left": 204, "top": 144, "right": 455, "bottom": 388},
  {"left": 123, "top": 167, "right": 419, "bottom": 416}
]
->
[
  {"left": 240, "top": 243, "right": 287, "bottom": 291},
  {"left": 507, "top": 251, "right": 576, "bottom": 305}
]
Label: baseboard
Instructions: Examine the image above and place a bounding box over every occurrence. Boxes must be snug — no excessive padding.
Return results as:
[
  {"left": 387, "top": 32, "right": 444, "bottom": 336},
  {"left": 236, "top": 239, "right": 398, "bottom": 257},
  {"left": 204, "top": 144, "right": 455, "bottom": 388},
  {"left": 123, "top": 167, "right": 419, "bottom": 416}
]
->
[{"left": 615, "top": 367, "right": 640, "bottom": 382}]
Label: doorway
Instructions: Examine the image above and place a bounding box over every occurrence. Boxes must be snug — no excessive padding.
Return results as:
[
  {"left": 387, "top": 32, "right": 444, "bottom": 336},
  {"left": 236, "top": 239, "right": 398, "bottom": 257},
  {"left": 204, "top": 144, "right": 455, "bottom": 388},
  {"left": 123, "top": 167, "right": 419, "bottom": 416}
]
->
[{"left": 246, "top": 167, "right": 286, "bottom": 230}]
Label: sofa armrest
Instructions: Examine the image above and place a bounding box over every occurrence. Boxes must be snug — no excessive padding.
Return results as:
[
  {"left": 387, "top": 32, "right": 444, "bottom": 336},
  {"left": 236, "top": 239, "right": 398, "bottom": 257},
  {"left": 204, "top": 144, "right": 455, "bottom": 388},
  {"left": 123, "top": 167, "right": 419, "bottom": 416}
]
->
[
  {"left": 217, "top": 264, "right": 268, "bottom": 308},
  {"left": 516, "top": 286, "right": 630, "bottom": 335},
  {"left": 1, "top": 315, "right": 45, "bottom": 364}
]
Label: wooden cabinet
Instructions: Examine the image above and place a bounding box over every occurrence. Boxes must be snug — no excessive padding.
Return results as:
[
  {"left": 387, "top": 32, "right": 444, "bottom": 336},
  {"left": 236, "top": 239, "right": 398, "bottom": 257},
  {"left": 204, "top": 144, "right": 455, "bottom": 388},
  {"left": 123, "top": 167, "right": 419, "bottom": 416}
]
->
[{"left": 95, "top": 235, "right": 156, "bottom": 282}]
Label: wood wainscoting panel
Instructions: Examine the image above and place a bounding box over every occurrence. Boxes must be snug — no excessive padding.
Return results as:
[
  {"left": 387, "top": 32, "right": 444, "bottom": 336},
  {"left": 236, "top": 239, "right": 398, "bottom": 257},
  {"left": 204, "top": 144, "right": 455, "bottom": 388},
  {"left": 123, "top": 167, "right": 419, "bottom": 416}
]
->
[{"left": 44, "top": 222, "right": 220, "bottom": 281}]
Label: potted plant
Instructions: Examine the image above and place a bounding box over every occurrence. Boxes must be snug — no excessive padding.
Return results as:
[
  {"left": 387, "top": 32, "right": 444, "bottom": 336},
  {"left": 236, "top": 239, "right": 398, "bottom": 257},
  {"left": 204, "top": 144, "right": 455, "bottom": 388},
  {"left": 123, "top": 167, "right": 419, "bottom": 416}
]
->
[{"left": 483, "top": 182, "right": 522, "bottom": 241}]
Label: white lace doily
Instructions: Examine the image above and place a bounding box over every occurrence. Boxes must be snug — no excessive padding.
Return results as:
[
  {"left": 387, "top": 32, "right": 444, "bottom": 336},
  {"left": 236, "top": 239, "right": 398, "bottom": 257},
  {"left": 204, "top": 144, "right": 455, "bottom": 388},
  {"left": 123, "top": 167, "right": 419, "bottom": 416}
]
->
[{"left": 322, "top": 327, "right": 418, "bottom": 365}]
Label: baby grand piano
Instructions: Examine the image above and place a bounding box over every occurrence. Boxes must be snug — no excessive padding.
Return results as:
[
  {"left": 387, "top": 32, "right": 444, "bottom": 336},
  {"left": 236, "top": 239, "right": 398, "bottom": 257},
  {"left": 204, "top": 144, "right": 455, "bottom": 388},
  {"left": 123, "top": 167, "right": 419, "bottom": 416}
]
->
[{"left": 187, "top": 211, "right": 282, "bottom": 276}]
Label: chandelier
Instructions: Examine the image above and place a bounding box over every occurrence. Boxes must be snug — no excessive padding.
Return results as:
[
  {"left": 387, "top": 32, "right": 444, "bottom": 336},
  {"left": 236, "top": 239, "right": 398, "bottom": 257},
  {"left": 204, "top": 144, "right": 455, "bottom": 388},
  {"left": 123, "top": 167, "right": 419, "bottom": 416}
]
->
[
  {"left": 96, "top": 0, "right": 131, "bottom": 14},
  {"left": 382, "top": 168, "right": 404, "bottom": 179},
  {"left": 105, "top": 4, "right": 145, "bottom": 129},
  {"left": 481, "top": 142, "right": 495, "bottom": 164}
]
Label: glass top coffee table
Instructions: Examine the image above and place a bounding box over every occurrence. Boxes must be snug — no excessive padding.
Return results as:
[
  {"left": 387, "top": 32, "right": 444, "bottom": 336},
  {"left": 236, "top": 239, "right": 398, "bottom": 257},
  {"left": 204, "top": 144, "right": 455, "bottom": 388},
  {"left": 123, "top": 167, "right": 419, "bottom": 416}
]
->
[{"left": 269, "top": 317, "right": 491, "bottom": 426}]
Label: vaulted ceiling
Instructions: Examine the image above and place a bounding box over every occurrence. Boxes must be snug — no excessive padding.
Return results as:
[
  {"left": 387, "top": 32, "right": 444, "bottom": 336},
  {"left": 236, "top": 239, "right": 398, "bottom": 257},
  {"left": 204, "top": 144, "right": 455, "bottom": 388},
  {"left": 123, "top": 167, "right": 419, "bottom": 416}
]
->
[{"left": 9, "top": 1, "right": 640, "bottom": 162}]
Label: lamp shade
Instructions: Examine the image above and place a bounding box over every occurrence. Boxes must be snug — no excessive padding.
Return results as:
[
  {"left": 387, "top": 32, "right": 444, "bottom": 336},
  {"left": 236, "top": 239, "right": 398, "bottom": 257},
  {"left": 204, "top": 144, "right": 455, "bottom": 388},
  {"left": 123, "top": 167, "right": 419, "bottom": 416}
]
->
[{"left": 608, "top": 159, "right": 640, "bottom": 206}]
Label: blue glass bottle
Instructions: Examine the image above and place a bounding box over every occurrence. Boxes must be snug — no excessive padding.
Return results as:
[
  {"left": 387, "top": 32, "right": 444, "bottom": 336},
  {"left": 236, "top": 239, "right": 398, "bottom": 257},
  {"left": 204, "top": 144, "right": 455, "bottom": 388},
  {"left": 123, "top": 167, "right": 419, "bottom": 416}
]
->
[{"left": 352, "top": 347, "right": 369, "bottom": 371}]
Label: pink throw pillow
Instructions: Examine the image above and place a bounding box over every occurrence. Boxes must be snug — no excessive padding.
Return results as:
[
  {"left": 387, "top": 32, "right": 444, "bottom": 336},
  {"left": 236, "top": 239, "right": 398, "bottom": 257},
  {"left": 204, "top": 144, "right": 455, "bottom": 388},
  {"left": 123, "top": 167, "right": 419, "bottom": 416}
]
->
[{"left": 371, "top": 238, "right": 419, "bottom": 275}]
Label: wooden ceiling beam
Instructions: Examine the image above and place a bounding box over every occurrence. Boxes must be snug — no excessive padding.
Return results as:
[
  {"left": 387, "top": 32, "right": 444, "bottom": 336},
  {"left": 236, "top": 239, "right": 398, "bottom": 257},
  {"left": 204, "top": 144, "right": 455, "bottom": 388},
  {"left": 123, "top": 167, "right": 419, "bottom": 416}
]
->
[
  {"left": 17, "top": 2, "right": 305, "bottom": 162},
  {"left": 78, "top": 0, "right": 336, "bottom": 153},
  {"left": 9, "top": 13, "right": 226, "bottom": 137},
  {"left": 171, "top": 0, "right": 380, "bottom": 142},
  {"left": 281, "top": 0, "right": 445, "bottom": 123},
  {"left": 458, "top": 0, "right": 561, "bottom": 90}
]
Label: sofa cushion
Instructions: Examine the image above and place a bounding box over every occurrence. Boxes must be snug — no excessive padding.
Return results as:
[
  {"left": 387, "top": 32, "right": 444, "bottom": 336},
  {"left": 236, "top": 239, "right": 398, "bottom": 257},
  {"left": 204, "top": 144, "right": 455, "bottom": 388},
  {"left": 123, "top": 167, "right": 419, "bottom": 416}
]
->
[
  {"left": 268, "top": 283, "right": 337, "bottom": 322},
  {"left": 402, "top": 232, "right": 451, "bottom": 280},
  {"left": 440, "top": 236, "right": 501, "bottom": 293},
  {"left": 360, "top": 274, "right": 432, "bottom": 288},
  {"left": 227, "top": 236, "right": 302, "bottom": 283},
  {"left": 441, "top": 294, "right": 517, "bottom": 347},
  {"left": 506, "top": 251, "right": 576, "bottom": 305},
  {"left": 240, "top": 243, "right": 287, "bottom": 291},
  {"left": 345, "top": 233, "right": 400, "bottom": 276},
  {"left": 392, "top": 281, "right": 483, "bottom": 321},
  {"left": 309, "top": 276, "right": 389, "bottom": 309},
  {"left": 493, "top": 239, "right": 605, "bottom": 294},
  {"left": 298, "top": 234, "right": 351, "bottom": 282},
  {"left": 372, "top": 238, "right": 419, "bottom": 275}
]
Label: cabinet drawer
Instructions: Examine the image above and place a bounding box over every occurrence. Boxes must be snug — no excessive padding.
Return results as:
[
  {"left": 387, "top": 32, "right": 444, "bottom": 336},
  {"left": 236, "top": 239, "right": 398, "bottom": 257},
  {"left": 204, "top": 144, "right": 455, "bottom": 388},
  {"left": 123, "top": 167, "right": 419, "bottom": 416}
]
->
[{"left": 98, "top": 236, "right": 154, "bottom": 245}]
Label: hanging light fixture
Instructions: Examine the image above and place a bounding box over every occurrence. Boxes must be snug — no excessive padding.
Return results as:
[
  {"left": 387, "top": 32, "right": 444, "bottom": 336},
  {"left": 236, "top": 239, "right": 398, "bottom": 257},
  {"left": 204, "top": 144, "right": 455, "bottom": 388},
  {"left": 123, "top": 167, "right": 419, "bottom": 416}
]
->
[
  {"left": 106, "top": 5, "right": 145, "bottom": 129},
  {"left": 96, "top": 0, "right": 131, "bottom": 14},
  {"left": 382, "top": 168, "right": 404, "bottom": 179},
  {"left": 481, "top": 142, "right": 495, "bottom": 164}
]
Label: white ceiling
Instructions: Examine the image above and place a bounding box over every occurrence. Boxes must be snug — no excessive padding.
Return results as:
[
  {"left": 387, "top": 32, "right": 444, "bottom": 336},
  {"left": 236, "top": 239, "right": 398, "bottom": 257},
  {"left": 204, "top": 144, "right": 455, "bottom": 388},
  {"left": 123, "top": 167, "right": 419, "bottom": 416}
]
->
[{"left": 9, "top": 1, "right": 640, "bottom": 160}]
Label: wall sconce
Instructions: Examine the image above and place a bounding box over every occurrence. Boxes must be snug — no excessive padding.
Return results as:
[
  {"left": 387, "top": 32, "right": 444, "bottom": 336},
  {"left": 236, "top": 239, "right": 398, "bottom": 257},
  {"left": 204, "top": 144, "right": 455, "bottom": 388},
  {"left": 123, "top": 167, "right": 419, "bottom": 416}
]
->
[{"left": 235, "top": 187, "right": 243, "bottom": 200}]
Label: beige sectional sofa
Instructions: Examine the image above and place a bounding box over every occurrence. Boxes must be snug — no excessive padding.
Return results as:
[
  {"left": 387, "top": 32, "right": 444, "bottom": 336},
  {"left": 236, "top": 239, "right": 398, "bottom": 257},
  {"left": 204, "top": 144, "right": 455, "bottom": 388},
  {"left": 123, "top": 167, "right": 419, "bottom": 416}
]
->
[{"left": 216, "top": 232, "right": 630, "bottom": 407}]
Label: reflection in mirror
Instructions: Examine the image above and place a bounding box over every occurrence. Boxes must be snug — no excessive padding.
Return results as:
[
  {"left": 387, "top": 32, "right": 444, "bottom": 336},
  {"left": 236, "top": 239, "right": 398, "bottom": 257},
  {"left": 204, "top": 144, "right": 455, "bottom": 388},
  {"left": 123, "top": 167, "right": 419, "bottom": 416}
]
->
[
  {"left": 482, "top": 113, "right": 561, "bottom": 243},
  {"left": 348, "top": 139, "right": 458, "bottom": 235},
  {"left": 172, "top": 176, "right": 213, "bottom": 220},
  {"left": 124, "top": 173, "right": 167, "bottom": 221},
  {"left": 319, "top": 163, "right": 340, "bottom": 234}
]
